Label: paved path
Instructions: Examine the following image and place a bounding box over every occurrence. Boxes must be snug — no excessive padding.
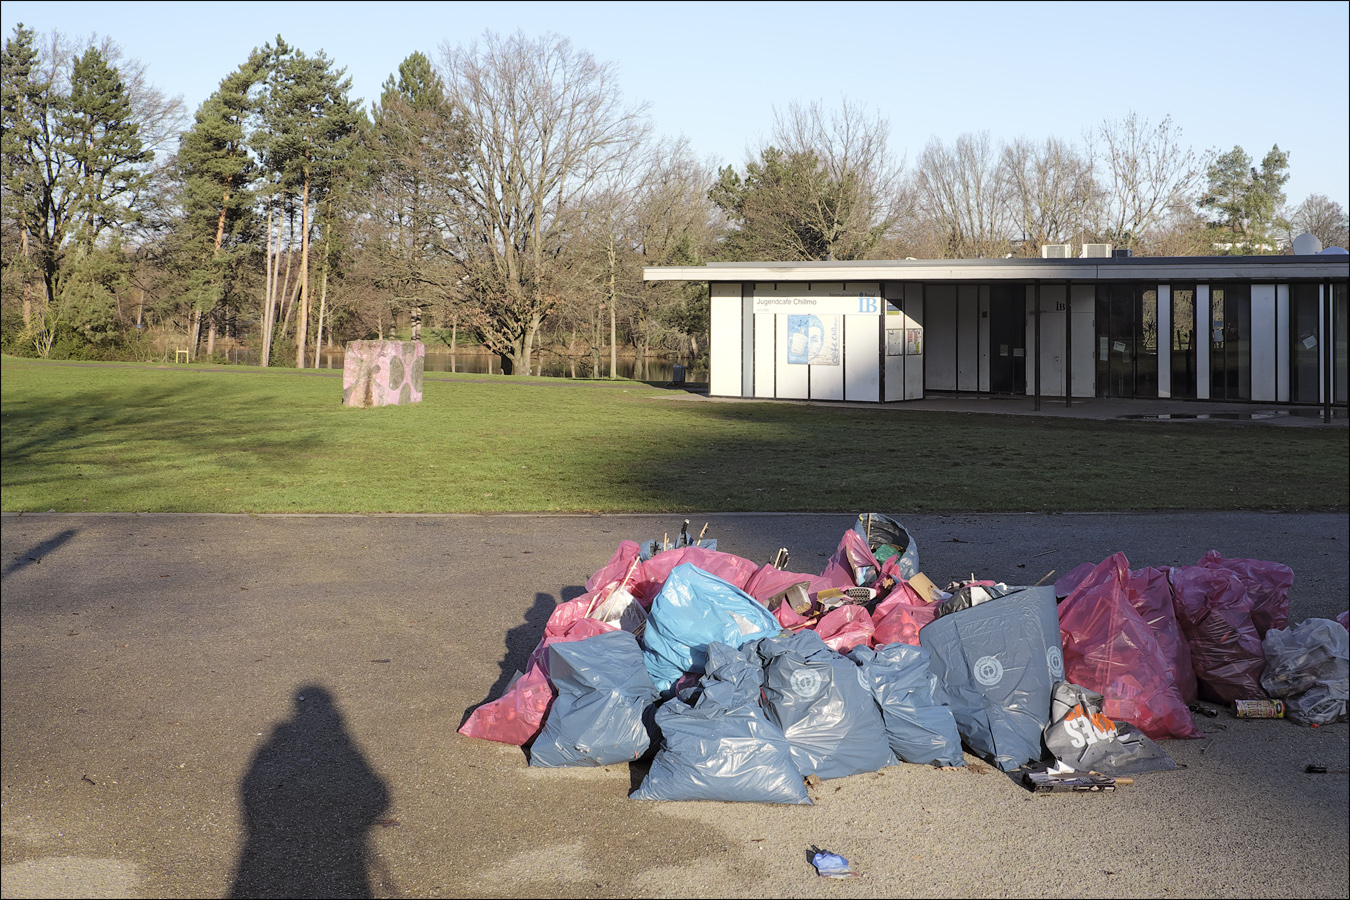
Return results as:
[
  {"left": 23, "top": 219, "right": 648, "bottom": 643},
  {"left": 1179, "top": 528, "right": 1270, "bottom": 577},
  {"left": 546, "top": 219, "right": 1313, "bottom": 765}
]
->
[{"left": 2, "top": 511, "right": 1347, "bottom": 898}]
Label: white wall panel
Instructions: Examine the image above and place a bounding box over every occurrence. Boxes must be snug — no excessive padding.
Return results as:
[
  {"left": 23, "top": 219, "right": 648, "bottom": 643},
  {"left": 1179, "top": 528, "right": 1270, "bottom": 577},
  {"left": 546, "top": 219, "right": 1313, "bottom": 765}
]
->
[
  {"left": 1071, "top": 284, "right": 1096, "bottom": 398},
  {"left": 1196, "top": 285, "right": 1211, "bottom": 399},
  {"left": 1276, "top": 284, "right": 1290, "bottom": 402},
  {"left": 773, "top": 315, "right": 809, "bottom": 399},
  {"left": 844, "top": 315, "right": 880, "bottom": 401},
  {"left": 1251, "top": 284, "right": 1277, "bottom": 401},
  {"left": 710, "top": 283, "right": 743, "bottom": 397},
  {"left": 957, "top": 285, "right": 979, "bottom": 391},
  {"left": 925, "top": 285, "right": 957, "bottom": 391},
  {"left": 754, "top": 312, "right": 777, "bottom": 398}
]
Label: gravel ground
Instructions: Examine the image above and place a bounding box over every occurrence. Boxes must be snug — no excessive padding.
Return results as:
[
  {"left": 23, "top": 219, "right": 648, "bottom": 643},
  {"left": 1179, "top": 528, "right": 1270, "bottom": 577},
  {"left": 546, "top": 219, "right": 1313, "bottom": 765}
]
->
[{"left": 2, "top": 510, "right": 1347, "bottom": 899}]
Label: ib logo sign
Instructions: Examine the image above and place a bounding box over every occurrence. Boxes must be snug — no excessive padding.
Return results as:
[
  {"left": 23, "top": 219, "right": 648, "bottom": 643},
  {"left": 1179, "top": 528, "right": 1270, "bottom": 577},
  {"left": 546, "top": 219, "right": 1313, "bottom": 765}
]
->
[{"left": 858, "top": 293, "right": 878, "bottom": 313}]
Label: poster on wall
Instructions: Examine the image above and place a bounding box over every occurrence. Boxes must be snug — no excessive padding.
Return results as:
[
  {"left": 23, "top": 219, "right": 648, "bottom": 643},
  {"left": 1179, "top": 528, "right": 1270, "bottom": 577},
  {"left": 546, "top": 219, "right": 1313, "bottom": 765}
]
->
[
  {"left": 906, "top": 327, "right": 923, "bottom": 356},
  {"left": 787, "top": 314, "right": 840, "bottom": 365},
  {"left": 886, "top": 329, "right": 905, "bottom": 357}
]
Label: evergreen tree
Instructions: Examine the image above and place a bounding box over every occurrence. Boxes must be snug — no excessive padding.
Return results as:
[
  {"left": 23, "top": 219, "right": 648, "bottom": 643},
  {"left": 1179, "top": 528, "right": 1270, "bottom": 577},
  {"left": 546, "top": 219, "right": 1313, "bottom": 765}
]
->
[
  {"left": 253, "top": 37, "right": 363, "bottom": 367},
  {"left": 1200, "top": 144, "right": 1291, "bottom": 253}
]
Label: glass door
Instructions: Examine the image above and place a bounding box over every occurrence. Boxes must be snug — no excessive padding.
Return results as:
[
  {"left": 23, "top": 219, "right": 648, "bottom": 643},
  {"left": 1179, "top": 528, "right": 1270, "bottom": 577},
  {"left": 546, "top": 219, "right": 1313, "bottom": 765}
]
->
[
  {"left": 1170, "top": 286, "right": 1198, "bottom": 399},
  {"left": 1210, "top": 284, "right": 1251, "bottom": 400}
]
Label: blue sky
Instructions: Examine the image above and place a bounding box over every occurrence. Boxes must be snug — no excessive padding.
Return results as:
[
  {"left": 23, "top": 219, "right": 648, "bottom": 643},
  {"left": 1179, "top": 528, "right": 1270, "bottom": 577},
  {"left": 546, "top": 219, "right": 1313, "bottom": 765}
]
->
[{"left": 6, "top": 0, "right": 1349, "bottom": 210}]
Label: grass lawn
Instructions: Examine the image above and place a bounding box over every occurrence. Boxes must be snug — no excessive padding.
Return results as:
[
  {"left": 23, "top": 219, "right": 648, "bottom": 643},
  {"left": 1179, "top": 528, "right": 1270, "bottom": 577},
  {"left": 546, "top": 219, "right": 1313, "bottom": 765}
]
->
[{"left": 2, "top": 356, "right": 1346, "bottom": 514}]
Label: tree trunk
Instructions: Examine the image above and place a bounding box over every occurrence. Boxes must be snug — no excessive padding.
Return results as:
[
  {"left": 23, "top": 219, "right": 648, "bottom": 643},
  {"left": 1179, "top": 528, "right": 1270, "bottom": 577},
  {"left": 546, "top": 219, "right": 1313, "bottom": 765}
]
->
[
  {"left": 608, "top": 238, "right": 618, "bottom": 379},
  {"left": 296, "top": 173, "right": 311, "bottom": 369},
  {"left": 189, "top": 308, "right": 202, "bottom": 359},
  {"left": 207, "top": 316, "right": 217, "bottom": 357},
  {"left": 314, "top": 269, "right": 327, "bottom": 368},
  {"left": 261, "top": 208, "right": 275, "bottom": 367}
]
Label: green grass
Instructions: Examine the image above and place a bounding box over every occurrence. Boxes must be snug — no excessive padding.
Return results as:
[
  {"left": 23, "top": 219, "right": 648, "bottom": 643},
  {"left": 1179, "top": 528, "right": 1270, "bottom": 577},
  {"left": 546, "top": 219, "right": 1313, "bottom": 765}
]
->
[{"left": 2, "top": 356, "right": 1346, "bottom": 513}]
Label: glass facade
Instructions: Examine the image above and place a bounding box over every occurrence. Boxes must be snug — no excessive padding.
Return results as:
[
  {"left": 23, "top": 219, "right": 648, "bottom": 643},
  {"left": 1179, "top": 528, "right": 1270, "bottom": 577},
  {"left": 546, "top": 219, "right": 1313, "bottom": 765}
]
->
[
  {"left": 1095, "top": 283, "right": 1158, "bottom": 398},
  {"left": 1209, "top": 284, "right": 1251, "bottom": 400},
  {"left": 1170, "top": 286, "right": 1198, "bottom": 399}
]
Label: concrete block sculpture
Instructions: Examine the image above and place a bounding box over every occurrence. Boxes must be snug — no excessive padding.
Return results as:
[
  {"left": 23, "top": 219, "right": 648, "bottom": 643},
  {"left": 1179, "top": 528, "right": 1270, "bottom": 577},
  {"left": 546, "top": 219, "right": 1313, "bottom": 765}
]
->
[{"left": 342, "top": 340, "right": 425, "bottom": 407}]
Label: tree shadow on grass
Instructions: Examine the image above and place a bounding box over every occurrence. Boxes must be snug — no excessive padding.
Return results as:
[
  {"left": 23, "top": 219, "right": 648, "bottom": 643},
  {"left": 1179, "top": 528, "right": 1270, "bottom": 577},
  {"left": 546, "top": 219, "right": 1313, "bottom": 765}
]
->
[{"left": 231, "top": 685, "right": 393, "bottom": 899}]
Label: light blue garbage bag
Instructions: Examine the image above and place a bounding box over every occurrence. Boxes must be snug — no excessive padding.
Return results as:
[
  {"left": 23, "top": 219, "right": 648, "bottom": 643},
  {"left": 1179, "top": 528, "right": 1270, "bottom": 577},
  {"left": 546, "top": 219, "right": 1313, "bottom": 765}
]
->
[
  {"left": 633, "top": 642, "right": 811, "bottom": 804},
  {"left": 641, "top": 563, "right": 782, "bottom": 693},
  {"left": 529, "top": 630, "right": 657, "bottom": 767},
  {"left": 849, "top": 643, "right": 964, "bottom": 767},
  {"left": 755, "top": 630, "right": 897, "bottom": 780}
]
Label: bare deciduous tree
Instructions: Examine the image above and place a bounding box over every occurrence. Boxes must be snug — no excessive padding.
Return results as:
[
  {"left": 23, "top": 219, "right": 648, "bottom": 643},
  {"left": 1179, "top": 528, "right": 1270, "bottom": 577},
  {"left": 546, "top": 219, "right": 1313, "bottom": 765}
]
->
[
  {"left": 1290, "top": 193, "right": 1349, "bottom": 250},
  {"left": 436, "top": 30, "right": 649, "bottom": 374},
  {"left": 1087, "top": 112, "right": 1208, "bottom": 250},
  {"left": 999, "top": 136, "right": 1095, "bottom": 254},
  {"left": 913, "top": 131, "right": 1011, "bottom": 258},
  {"left": 767, "top": 98, "right": 906, "bottom": 260}
]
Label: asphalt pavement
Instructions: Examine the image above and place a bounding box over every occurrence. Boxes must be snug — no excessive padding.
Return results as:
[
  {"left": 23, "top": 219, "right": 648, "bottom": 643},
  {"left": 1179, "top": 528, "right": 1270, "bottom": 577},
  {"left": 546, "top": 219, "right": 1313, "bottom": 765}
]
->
[{"left": 2, "top": 511, "right": 1348, "bottom": 899}]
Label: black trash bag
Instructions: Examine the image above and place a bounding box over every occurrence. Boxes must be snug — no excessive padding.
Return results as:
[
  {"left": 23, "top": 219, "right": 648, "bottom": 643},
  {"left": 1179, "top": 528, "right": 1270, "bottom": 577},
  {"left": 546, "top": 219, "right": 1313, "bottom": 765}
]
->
[
  {"left": 853, "top": 513, "right": 920, "bottom": 581},
  {"left": 529, "top": 630, "right": 658, "bottom": 768},
  {"left": 755, "top": 630, "right": 896, "bottom": 780},
  {"left": 919, "top": 585, "right": 1064, "bottom": 772},
  {"left": 1043, "top": 682, "right": 1176, "bottom": 777},
  {"left": 932, "top": 582, "right": 1017, "bottom": 621},
  {"left": 849, "top": 643, "right": 965, "bottom": 767},
  {"left": 632, "top": 642, "right": 811, "bottom": 804}
]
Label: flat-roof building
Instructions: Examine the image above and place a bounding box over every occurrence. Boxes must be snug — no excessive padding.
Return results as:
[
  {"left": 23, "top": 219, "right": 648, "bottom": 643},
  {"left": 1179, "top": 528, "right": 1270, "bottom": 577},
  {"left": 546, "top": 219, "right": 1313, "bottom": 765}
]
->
[{"left": 643, "top": 253, "right": 1349, "bottom": 412}]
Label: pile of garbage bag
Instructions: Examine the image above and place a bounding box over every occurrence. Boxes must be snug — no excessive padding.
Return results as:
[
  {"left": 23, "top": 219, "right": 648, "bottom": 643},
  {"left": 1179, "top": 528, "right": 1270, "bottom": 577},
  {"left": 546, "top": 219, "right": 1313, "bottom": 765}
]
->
[{"left": 459, "top": 514, "right": 1349, "bottom": 803}]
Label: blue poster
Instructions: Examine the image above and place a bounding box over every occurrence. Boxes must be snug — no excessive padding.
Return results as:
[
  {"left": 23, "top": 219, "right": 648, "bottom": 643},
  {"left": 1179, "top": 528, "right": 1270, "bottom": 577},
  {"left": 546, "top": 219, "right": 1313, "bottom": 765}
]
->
[{"left": 786, "top": 314, "right": 840, "bottom": 366}]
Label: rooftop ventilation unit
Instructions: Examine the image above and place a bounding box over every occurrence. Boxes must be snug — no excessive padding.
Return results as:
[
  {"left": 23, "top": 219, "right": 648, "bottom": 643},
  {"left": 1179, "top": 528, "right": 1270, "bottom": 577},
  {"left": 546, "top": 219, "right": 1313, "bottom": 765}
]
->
[
  {"left": 1081, "top": 243, "right": 1112, "bottom": 258},
  {"left": 1041, "top": 244, "right": 1072, "bottom": 259},
  {"left": 1114, "top": 248, "right": 1134, "bottom": 258}
]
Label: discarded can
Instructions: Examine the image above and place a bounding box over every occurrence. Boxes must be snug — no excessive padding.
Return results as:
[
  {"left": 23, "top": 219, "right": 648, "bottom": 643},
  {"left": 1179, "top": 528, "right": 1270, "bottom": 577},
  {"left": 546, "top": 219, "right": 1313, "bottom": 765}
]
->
[{"left": 1234, "top": 699, "right": 1286, "bottom": 718}]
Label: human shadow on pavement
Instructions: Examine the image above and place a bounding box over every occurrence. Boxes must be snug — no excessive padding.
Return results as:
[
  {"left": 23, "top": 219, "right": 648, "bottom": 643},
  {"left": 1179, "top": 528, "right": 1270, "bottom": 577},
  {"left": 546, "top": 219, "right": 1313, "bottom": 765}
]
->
[
  {"left": 458, "top": 588, "right": 582, "bottom": 728},
  {"left": 230, "top": 685, "right": 392, "bottom": 899},
  {"left": 1, "top": 527, "right": 78, "bottom": 580}
]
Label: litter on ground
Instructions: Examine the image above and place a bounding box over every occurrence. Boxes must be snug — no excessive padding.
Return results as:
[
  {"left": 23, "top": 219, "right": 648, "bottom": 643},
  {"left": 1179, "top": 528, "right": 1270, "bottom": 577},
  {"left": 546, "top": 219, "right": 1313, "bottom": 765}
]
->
[{"left": 458, "top": 513, "right": 1350, "bottom": 807}]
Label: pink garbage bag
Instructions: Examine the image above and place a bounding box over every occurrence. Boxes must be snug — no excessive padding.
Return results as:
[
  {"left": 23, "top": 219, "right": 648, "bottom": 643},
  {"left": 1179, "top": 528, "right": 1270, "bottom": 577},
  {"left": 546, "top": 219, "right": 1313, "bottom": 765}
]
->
[
  {"left": 638, "top": 545, "right": 760, "bottom": 594},
  {"left": 1059, "top": 553, "right": 1201, "bottom": 739},
  {"left": 1197, "top": 551, "right": 1293, "bottom": 637},
  {"left": 815, "top": 605, "right": 875, "bottom": 654},
  {"left": 1169, "top": 565, "right": 1266, "bottom": 705},
  {"left": 1127, "top": 566, "right": 1198, "bottom": 705},
  {"left": 820, "top": 529, "right": 881, "bottom": 589},
  {"left": 457, "top": 664, "right": 555, "bottom": 746}
]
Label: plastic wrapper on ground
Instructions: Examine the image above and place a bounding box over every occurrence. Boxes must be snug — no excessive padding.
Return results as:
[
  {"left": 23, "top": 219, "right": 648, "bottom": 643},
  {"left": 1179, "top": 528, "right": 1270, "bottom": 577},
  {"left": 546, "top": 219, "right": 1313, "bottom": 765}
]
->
[
  {"left": 530, "top": 630, "right": 658, "bottom": 767},
  {"left": 755, "top": 630, "right": 896, "bottom": 780},
  {"left": 632, "top": 642, "right": 811, "bottom": 804},
  {"left": 919, "top": 586, "right": 1063, "bottom": 772},
  {"left": 1261, "top": 618, "right": 1349, "bottom": 726},
  {"left": 1169, "top": 565, "right": 1266, "bottom": 705},
  {"left": 1042, "top": 682, "right": 1177, "bottom": 777},
  {"left": 640, "top": 563, "right": 782, "bottom": 693},
  {"left": 1058, "top": 554, "right": 1200, "bottom": 740},
  {"left": 850, "top": 643, "right": 964, "bottom": 766}
]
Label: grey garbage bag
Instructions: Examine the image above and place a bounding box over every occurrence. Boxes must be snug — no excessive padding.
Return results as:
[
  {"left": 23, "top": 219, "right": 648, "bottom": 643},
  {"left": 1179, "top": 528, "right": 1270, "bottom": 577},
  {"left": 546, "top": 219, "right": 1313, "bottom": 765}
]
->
[
  {"left": 529, "top": 630, "right": 657, "bottom": 768},
  {"left": 1261, "top": 618, "right": 1349, "bottom": 726},
  {"left": 919, "top": 585, "right": 1064, "bottom": 772},
  {"left": 755, "top": 630, "right": 897, "bottom": 780},
  {"left": 1042, "top": 682, "right": 1176, "bottom": 777},
  {"left": 850, "top": 643, "right": 964, "bottom": 767},
  {"left": 632, "top": 642, "right": 811, "bottom": 804}
]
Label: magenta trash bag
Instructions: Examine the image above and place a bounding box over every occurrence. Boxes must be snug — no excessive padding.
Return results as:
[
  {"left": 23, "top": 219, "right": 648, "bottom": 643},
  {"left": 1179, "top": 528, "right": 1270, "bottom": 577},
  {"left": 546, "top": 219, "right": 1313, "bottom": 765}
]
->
[
  {"left": 1126, "top": 566, "right": 1197, "bottom": 705},
  {"left": 1169, "top": 565, "right": 1266, "bottom": 705},
  {"left": 815, "top": 605, "right": 875, "bottom": 654},
  {"left": 820, "top": 529, "right": 882, "bottom": 589},
  {"left": 638, "top": 545, "right": 761, "bottom": 594},
  {"left": 458, "top": 664, "right": 555, "bottom": 746},
  {"left": 1197, "top": 551, "right": 1293, "bottom": 637},
  {"left": 1058, "top": 554, "right": 1200, "bottom": 740}
]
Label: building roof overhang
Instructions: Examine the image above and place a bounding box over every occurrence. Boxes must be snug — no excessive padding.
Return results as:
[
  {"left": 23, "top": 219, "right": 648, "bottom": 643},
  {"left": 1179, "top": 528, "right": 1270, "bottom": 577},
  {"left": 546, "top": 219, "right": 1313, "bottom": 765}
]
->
[{"left": 643, "top": 255, "right": 1350, "bottom": 284}]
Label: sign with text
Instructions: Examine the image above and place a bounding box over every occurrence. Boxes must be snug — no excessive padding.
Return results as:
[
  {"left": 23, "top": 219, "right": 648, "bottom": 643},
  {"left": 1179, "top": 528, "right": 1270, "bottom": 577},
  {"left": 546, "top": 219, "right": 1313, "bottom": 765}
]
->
[{"left": 752, "top": 282, "right": 882, "bottom": 316}]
